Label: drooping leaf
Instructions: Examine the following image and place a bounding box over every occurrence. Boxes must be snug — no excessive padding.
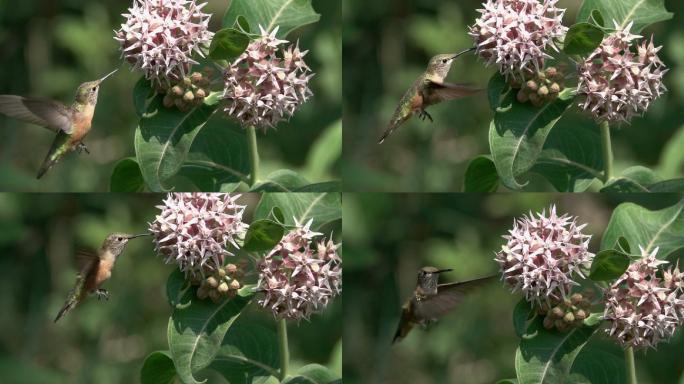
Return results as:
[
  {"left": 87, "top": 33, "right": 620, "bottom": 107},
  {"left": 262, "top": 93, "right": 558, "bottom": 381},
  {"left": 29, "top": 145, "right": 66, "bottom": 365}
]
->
[
  {"left": 515, "top": 318, "right": 598, "bottom": 384},
  {"left": 243, "top": 219, "right": 285, "bottom": 252},
  {"left": 532, "top": 118, "right": 603, "bottom": 192},
  {"left": 601, "top": 200, "right": 684, "bottom": 258},
  {"left": 589, "top": 249, "right": 631, "bottom": 281},
  {"left": 464, "top": 155, "right": 500, "bottom": 192},
  {"left": 577, "top": 0, "right": 672, "bottom": 33},
  {"left": 209, "top": 28, "right": 250, "bottom": 60},
  {"left": 254, "top": 193, "right": 341, "bottom": 231},
  {"left": 489, "top": 89, "right": 575, "bottom": 190},
  {"left": 281, "top": 364, "right": 339, "bottom": 384},
  {"left": 141, "top": 351, "right": 176, "bottom": 384},
  {"left": 110, "top": 157, "right": 145, "bottom": 192},
  {"left": 513, "top": 299, "right": 533, "bottom": 338},
  {"left": 223, "top": 0, "right": 320, "bottom": 38},
  {"left": 210, "top": 324, "right": 280, "bottom": 384},
  {"left": 563, "top": 23, "right": 604, "bottom": 56},
  {"left": 600, "top": 166, "right": 661, "bottom": 193},
  {"left": 167, "top": 287, "right": 253, "bottom": 384},
  {"left": 488, "top": 72, "right": 510, "bottom": 111}
]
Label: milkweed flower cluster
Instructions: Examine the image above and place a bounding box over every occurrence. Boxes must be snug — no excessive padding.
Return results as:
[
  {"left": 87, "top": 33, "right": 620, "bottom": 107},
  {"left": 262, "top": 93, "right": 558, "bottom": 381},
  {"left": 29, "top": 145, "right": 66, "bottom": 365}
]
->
[
  {"left": 495, "top": 205, "right": 594, "bottom": 306},
  {"left": 221, "top": 26, "right": 314, "bottom": 131},
  {"left": 115, "top": 0, "right": 214, "bottom": 85},
  {"left": 257, "top": 219, "right": 342, "bottom": 320},
  {"left": 577, "top": 21, "right": 668, "bottom": 124},
  {"left": 603, "top": 246, "right": 684, "bottom": 349},
  {"left": 149, "top": 193, "right": 248, "bottom": 279},
  {"left": 469, "top": 0, "right": 567, "bottom": 80}
]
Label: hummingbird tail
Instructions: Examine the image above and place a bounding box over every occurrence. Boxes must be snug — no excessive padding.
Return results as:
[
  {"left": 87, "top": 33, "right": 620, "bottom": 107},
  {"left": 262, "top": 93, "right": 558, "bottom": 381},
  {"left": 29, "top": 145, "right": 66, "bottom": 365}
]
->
[
  {"left": 392, "top": 323, "right": 413, "bottom": 344},
  {"left": 37, "top": 132, "right": 70, "bottom": 179},
  {"left": 54, "top": 297, "right": 78, "bottom": 323}
]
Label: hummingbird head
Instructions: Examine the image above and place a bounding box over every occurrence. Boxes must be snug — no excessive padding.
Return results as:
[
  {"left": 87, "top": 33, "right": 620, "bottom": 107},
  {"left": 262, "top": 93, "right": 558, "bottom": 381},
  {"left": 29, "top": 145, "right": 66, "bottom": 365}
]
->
[
  {"left": 102, "top": 232, "right": 150, "bottom": 257},
  {"left": 75, "top": 69, "right": 118, "bottom": 104},
  {"left": 417, "top": 266, "right": 453, "bottom": 293},
  {"left": 426, "top": 47, "right": 475, "bottom": 81}
]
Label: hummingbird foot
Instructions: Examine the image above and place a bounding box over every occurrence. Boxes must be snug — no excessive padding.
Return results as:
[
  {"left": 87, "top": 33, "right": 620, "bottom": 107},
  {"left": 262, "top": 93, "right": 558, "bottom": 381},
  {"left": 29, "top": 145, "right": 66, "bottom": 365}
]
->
[
  {"left": 76, "top": 142, "right": 90, "bottom": 155},
  {"left": 418, "top": 110, "right": 433, "bottom": 123},
  {"left": 95, "top": 289, "right": 110, "bottom": 301}
]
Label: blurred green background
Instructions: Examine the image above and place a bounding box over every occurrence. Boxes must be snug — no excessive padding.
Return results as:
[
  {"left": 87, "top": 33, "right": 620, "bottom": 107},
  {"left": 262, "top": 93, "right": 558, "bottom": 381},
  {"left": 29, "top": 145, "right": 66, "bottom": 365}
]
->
[
  {"left": 343, "top": 193, "right": 684, "bottom": 383},
  {"left": 0, "top": 193, "right": 341, "bottom": 383},
  {"left": 343, "top": 0, "right": 684, "bottom": 191},
  {"left": 0, "top": 0, "right": 341, "bottom": 191}
]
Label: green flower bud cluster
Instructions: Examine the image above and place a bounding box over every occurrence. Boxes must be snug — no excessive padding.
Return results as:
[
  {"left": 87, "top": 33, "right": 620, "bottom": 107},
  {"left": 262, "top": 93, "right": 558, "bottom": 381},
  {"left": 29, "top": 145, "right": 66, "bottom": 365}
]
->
[
  {"left": 156, "top": 70, "right": 212, "bottom": 112},
  {"left": 509, "top": 66, "right": 565, "bottom": 107},
  {"left": 538, "top": 290, "right": 593, "bottom": 332},
  {"left": 195, "top": 263, "right": 244, "bottom": 303}
]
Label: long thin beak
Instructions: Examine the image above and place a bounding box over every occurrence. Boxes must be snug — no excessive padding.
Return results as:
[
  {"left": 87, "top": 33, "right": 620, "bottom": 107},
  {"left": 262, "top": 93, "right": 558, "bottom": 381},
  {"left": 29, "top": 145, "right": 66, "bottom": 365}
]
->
[
  {"left": 126, "top": 233, "right": 150, "bottom": 239},
  {"left": 436, "top": 268, "right": 453, "bottom": 274},
  {"left": 98, "top": 69, "right": 118, "bottom": 83},
  {"left": 452, "top": 47, "right": 476, "bottom": 60}
]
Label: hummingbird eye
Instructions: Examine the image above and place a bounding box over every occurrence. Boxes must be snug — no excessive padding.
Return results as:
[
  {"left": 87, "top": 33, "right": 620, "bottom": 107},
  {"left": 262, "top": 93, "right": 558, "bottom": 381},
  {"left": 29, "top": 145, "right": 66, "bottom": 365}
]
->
[{"left": 442, "top": 59, "right": 448, "bottom": 64}]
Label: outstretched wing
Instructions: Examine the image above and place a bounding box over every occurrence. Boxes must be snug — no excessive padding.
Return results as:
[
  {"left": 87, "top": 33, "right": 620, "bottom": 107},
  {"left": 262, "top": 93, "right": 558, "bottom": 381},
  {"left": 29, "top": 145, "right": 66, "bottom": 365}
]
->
[
  {"left": 425, "top": 81, "right": 481, "bottom": 106},
  {"left": 416, "top": 275, "right": 497, "bottom": 320},
  {"left": 392, "top": 301, "right": 415, "bottom": 343},
  {"left": 0, "top": 95, "right": 72, "bottom": 133}
]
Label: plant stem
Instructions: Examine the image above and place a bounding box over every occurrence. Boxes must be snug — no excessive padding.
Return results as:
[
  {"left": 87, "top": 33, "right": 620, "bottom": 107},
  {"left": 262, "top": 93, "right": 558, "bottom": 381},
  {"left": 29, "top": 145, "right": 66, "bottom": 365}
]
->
[
  {"left": 278, "top": 319, "right": 289, "bottom": 381},
  {"left": 600, "top": 120, "right": 613, "bottom": 182},
  {"left": 247, "top": 125, "right": 259, "bottom": 186},
  {"left": 625, "top": 347, "right": 637, "bottom": 384}
]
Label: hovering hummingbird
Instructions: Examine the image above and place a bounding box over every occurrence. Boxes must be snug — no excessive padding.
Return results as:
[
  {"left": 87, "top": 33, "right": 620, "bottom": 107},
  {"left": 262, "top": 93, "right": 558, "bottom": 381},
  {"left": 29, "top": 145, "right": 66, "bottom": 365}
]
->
[
  {"left": 54, "top": 232, "right": 149, "bottom": 323},
  {"left": 378, "top": 47, "right": 481, "bottom": 144},
  {"left": 0, "top": 69, "right": 118, "bottom": 179},
  {"left": 393, "top": 266, "right": 496, "bottom": 343}
]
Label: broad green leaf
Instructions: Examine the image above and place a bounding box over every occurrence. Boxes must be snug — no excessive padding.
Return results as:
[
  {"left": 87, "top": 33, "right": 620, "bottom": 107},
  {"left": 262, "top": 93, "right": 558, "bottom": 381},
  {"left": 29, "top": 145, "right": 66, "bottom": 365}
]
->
[
  {"left": 658, "top": 125, "right": 684, "bottom": 178},
  {"left": 167, "top": 287, "right": 253, "bottom": 384},
  {"left": 254, "top": 193, "right": 341, "bottom": 231},
  {"left": 563, "top": 23, "right": 604, "bottom": 56},
  {"left": 110, "top": 157, "right": 145, "bottom": 192},
  {"left": 223, "top": 0, "right": 321, "bottom": 38},
  {"left": 577, "top": 0, "right": 672, "bottom": 33},
  {"left": 304, "top": 119, "right": 341, "bottom": 180},
  {"left": 601, "top": 200, "right": 684, "bottom": 257},
  {"left": 590, "top": 9, "right": 605, "bottom": 27},
  {"left": 648, "top": 178, "right": 684, "bottom": 193},
  {"left": 134, "top": 96, "right": 218, "bottom": 192},
  {"left": 600, "top": 166, "right": 661, "bottom": 192},
  {"left": 281, "top": 364, "right": 339, "bottom": 384},
  {"left": 464, "top": 155, "right": 499, "bottom": 192},
  {"left": 141, "top": 351, "right": 176, "bottom": 384},
  {"left": 513, "top": 299, "right": 533, "bottom": 338},
  {"left": 488, "top": 89, "right": 574, "bottom": 190},
  {"left": 488, "top": 72, "right": 509, "bottom": 111},
  {"left": 569, "top": 343, "right": 625, "bottom": 384},
  {"left": 210, "top": 324, "right": 280, "bottom": 384},
  {"left": 179, "top": 118, "right": 250, "bottom": 191},
  {"left": 617, "top": 236, "right": 631, "bottom": 254},
  {"left": 294, "top": 181, "right": 342, "bottom": 192},
  {"left": 589, "top": 250, "right": 630, "bottom": 281},
  {"left": 209, "top": 28, "right": 250, "bottom": 60},
  {"left": 133, "top": 77, "right": 154, "bottom": 118},
  {"left": 251, "top": 170, "right": 310, "bottom": 192},
  {"left": 532, "top": 118, "right": 603, "bottom": 192},
  {"left": 515, "top": 318, "right": 598, "bottom": 384},
  {"left": 243, "top": 219, "right": 285, "bottom": 252},
  {"left": 167, "top": 270, "right": 191, "bottom": 309}
]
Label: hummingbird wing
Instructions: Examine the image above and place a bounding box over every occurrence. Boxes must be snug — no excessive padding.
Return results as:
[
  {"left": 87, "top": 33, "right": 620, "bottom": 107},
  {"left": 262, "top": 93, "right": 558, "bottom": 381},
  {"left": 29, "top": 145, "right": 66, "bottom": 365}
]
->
[
  {"left": 54, "top": 251, "right": 98, "bottom": 323},
  {"left": 0, "top": 95, "right": 73, "bottom": 133},
  {"left": 392, "top": 301, "right": 415, "bottom": 343},
  {"left": 424, "top": 81, "right": 481, "bottom": 106},
  {"left": 378, "top": 79, "right": 424, "bottom": 144},
  {"left": 416, "top": 275, "right": 497, "bottom": 320}
]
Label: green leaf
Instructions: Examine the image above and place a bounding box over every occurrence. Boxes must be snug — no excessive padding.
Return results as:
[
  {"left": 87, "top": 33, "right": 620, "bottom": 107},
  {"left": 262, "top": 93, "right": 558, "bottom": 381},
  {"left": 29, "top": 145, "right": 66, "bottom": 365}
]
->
[
  {"left": 569, "top": 343, "right": 625, "bottom": 384},
  {"left": 464, "top": 155, "right": 499, "bottom": 192},
  {"left": 141, "top": 351, "right": 176, "bottom": 384},
  {"left": 648, "top": 179, "right": 684, "bottom": 193},
  {"left": 563, "top": 23, "right": 604, "bottom": 56},
  {"left": 487, "top": 72, "right": 509, "bottom": 111},
  {"left": 489, "top": 89, "right": 574, "bottom": 190},
  {"left": 223, "top": 0, "right": 321, "bottom": 38},
  {"left": 167, "top": 269, "right": 191, "bottom": 309},
  {"left": 601, "top": 200, "right": 684, "bottom": 258},
  {"left": 616, "top": 236, "right": 631, "bottom": 254},
  {"left": 590, "top": 9, "right": 605, "bottom": 27},
  {"left": 133, "top": 77, "right": 154, "bottom": 118},
  {"left": 110, "top": 157, "right": 145, "bottom": 192},
  {"left": 134, "top": 96, "right": 218, "bottom": 192},
  {"left": 304, "top": 119, "right": 341, "bottom": 181},
  {"left": 243, "top": 219, "right": 285, "bottom": 252},
  {"left": 513, "top": 299, "right": 533, "bottom": 338},
  {"left": 515, "top": 318, "right": 598, "bottom": 384},
  {"left": 282, "top": 364, "right": 339, "bottom": 384},
  {"left": 589, "top": 249, "right": 630, "bottom": 281},
  {"left": 583, "top": 313, "right": 603, "bottom": 327},
  {"left": 532, "top": 118, "right": 603, "bottom": 192},
  {"left": 294, "top": 181, "right": 342, "bottom": 192},
  {"left": 600, "top": 166, "right": 661, "bottom": 192},
  {"left": 209, "top": 28, "right": 250, "bottom": 60},
  {"left": 657, "top": 125, "right": 684, "bottom": 178},
  {"left": 254, "top": 193, "right": 341, "bottom": 231},
  {"left": 251, "top": 170, "right": 310, "bottom": 192},
  {"left": 210, "top": 324, "right": 280, "bottom": 383},
  {"left": 167, "top": 287, "right": 253, "bottom": 384},
  {"left": 577, "top": 0, "right": 672, "bottom": 33},
  {"left": 496, "top": 380, "right": 518, "bottom": 384}
]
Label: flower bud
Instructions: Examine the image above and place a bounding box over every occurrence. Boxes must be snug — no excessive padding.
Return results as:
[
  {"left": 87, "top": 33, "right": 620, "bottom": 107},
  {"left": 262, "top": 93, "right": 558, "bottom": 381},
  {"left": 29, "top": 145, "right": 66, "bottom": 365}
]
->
[
  {"left": 209, "top": 289, "right": 221, "bottom": 303},
  {"left": 551, "top": 306, "right": 564, "bottom": 318},
  {"left": 537, "top": 85, "right": 549, "bottom": 97},
  {"left": 217, "top": 268, "right": 226, "bottom": 278},
  {"left": 206, "top": 276, "right": 218, "bottom": 288},
  {"left": 543, "top": 316, "right": 554, "bottom": 329},
  {"left": 563, "top": 312, "right": 575, "bottom": 323},
  {"left": 190, "top": 72, "right": 203, "bottom": 84},
  {"left": 571, "top": 293, "right": 583, "bottom": 305},
  {"left": 183, "top": 91, "right": 195, "bottom": 102},
  {"left": 163, "top": 94, "right": 175, "bottom": 108},
  {"left": 225, "top": 264, "right": 237, "bottom": 275},
  {"left": 195, "top": 88, "right": 206, "bottom": 99},
  {"left": 525, "top": 80, "right": 538, "bottom": 92},
  {"left": 229, "top": 279, "right": 241, "bottom": 290},
  {"left": 517, "top": 89, "right": 529, "bottom": 103},
  {"left": 218, "top": 282, "right": 229, "bottom": 294},
  {"left": 545, "top": 67, "right": 557, "bottom": 78},
  {"left": 197, "top": 285, "right": 209, "bottom": 300},
  {"left": 575, "top": 309, "right": 587, "bottom": 320},
  {"left": 549, "top": 83, "right": 560, "bottom": 94},
  {"left": 172, "top": 85, "right": 184, "bottom": 97}
]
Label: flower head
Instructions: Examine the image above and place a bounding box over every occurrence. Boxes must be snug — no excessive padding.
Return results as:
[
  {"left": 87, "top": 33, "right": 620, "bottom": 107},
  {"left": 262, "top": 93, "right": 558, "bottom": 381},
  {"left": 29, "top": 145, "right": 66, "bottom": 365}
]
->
[
  {"left": 149, "top": 193, "right": 248, "bottom": 278},
  {"left": 495, "top": 205, "right": 593, "bottom": 305},
  {"left": 603, "top": 246, "right": 684, "bottom": 349},
  {"left": 469, "top": 0, "right": 567, "bottom": 80},
  {"left": 115, "top": 0, "right": 214, "bottom": 85},
  {"left": 257, "top": 219, "right": 341, "bottom": 320},
  {"left": 578, "top": 21, "right": 668, "bottom": 124},
  {"left": 221, "top": 26, "right": 314, "bottom": 131}
]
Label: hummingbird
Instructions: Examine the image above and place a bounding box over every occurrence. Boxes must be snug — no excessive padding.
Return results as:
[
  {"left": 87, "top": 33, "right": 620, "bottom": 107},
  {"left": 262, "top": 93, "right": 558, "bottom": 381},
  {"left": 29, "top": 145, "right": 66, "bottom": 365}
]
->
[
  {"left": 54, "top": 232, "right": 149, "bottom": 323},
  {"left": 378, "top": 47, "right": 481, "bottom": 144},
  {"left": 0, "top": 69, "right": 118, "bottom": 179},
  {"left": 392, "top": 266, "right": 496, "bottom": 343}
]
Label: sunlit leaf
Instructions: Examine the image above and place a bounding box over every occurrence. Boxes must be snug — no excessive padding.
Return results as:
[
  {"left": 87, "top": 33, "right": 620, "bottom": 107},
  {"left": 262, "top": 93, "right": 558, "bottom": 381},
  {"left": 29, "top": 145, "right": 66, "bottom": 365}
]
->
[
  {"left": 577, "top": 0, "right": 672, "bottom": 33},
  {"left": 223, "top": 0, "right": 320, "bottom": 38}
]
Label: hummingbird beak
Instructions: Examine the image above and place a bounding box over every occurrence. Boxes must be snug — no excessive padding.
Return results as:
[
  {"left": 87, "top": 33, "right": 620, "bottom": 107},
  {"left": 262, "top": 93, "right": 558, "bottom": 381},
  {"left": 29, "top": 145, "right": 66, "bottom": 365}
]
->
[
  {"left": 435, "top": 268, "right": 453, "bottom": 274},
  {"left": 98, "top": 69, "right": 118, "bottom": 83},
  {"left": 126, "top": 233, "right": 151, "bottom": 240},
  {"left": 451, "top": 47, "right": 476, "bottom": 60}
]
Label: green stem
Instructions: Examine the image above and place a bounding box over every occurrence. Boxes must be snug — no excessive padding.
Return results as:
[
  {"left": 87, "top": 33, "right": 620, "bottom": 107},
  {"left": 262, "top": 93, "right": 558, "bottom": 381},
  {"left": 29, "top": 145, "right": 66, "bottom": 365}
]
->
[
  {"left": 600, "top": 120, "right": 613, "bottom": 183},
  {"left": 278, "top": 319, "right": 289, "bottom": 381},
  {"left": 247, "top": 125, "right": 259, "bottom": 186},
  {"left": 625, "top": 347, "right": 637, "bottom": 384}
]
